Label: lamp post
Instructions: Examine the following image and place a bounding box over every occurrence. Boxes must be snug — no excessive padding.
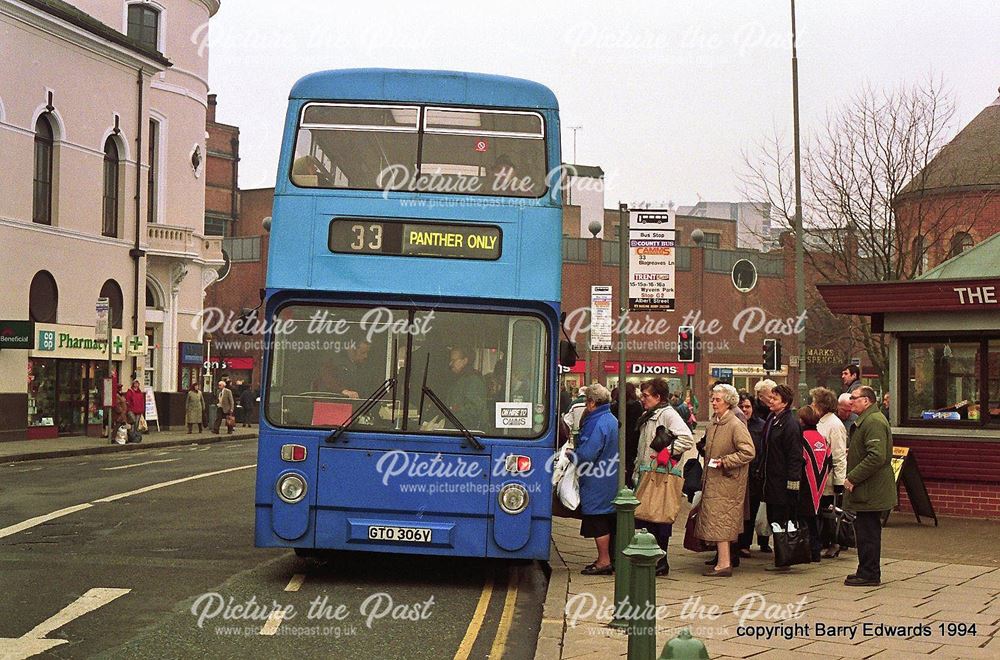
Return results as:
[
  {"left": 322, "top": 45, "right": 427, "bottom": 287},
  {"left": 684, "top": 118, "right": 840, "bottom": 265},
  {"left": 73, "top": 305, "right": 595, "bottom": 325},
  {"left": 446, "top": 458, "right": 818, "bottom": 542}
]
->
[
  {"left": 791, "top": 0, "right": 807, "bottom": 400},
  {"left": 690, "top": 229, "right": 704, "bottom": 395},
  {"left": 611, "top": 202, "right": 638, "bottom": 629}
]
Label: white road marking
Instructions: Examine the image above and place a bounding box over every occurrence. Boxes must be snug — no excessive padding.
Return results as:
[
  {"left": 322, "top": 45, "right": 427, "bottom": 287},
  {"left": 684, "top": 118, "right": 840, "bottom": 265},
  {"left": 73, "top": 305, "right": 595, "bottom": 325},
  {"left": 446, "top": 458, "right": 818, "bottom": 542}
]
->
[
  {"left": 0, "top": 504, "right": 94, "bottom": 540},
  {"left": 0, "top": 587, "right": 130, "bottom": 659},
  {"left": 101, "top": 459, "right": 179, "bottom": 471},
  {"left": 92, "top": 465, "right": 255, "bottom": 503},
  {"left": 258, "top": 609, "right": 286, "bottom": 636},
  {"left": 0, "top": 465, "right": 255, "bottom": 539},
  {"left": 284, "top": 574, "right": 306, "bottom": 592}
]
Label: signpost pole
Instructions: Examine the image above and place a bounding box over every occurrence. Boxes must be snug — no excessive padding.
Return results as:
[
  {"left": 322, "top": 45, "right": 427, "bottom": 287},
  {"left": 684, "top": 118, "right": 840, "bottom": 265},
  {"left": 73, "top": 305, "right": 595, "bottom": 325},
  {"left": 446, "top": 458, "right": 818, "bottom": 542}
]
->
[
  {"left": 611, "top": 202, "right": 638, "bottom": 630},
  {"left": 106, "top": 311, "right": 112, "bottom": 437}
]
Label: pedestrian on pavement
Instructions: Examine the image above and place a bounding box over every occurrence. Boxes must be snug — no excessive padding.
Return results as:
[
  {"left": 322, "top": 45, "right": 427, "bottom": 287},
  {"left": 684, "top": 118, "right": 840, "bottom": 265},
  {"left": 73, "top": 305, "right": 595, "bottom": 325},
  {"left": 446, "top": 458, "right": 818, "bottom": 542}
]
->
[
  {"left": 186, "top": 383, "right": 205, "bottom": 434},
  {"left": 108, "top": 390, "right": 130, "bottom": 444},
  {"left": 836, "top": 393, "right": 858, "bottom": 433},
  {"left": 213, "top": 380, "right": 235, "bottom": 434},
  {"left": 611, "top": 383, "right": 644, "bottom": 489},
  {"left": 760, "top": 384, "right": 804, "bottom": 572},
  {"left": 811, "top": 387, "right": 848, "bottom": 558},
  {"left": 841, "top": 364, "right": 862, "bottom": 394},
  {"left": 572, "top": 384, "right": 620, "bottom": 576},
  {"left": 562, "top": 387, "right": 587, "bottom": 439},
  {"left": 125, "top": 379, "right": 145, "bottom": 435},
  {"left": 697, "top": 384, "right": 755, "bottom": 577},
  {"left": 634, "top": 377, "right": 694, "bottom": 576},
  {"left": 737, "top": 391, "right": 770, "bottom": 556},
  {"left": 797, "top": 405, "right": 831, "bottom": 562},
  {"left": 753, "top": 379, "right": 778, "bottom": 421},
  {"left": 843, "top": 386, "right": 897, "bottom": 587},
  {"left": 239, "top": 383, "right": 257, "bottom": 427},
  {"left": 880, "top": 392, "right": 891, "bottom": 420}
]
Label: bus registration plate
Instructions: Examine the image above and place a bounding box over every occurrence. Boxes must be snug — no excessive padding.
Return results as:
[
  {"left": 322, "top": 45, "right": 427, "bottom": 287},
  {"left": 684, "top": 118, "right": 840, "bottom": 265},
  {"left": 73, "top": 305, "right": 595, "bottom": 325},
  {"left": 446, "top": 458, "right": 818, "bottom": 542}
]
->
[{"left": 367, "top": 525, "right": 432, "bottom": 543}]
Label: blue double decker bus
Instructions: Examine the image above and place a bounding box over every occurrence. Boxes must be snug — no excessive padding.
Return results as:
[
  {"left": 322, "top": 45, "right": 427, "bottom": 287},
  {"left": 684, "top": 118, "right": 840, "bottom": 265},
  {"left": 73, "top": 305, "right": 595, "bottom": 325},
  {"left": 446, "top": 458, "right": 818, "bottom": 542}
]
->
[{"left": 255, "top": 69, "right": 567, "bottom": 560}]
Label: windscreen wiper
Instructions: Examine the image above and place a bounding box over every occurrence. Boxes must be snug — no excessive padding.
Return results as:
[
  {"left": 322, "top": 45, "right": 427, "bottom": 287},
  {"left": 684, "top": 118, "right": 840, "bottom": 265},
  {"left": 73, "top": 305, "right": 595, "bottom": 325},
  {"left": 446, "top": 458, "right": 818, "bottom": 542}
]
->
[
  {"left": 327, "top": 378, "right": 395, "bottom": 442},
  {"left": 421, "top": 385, "right": 485, "bottom": 451}
]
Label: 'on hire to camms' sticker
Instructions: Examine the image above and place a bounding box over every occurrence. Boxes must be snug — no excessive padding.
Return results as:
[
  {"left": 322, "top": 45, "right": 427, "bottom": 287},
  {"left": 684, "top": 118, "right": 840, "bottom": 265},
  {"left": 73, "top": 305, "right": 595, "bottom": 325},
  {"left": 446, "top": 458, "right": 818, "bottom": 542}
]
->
[{"left": 496, "top": 402, "right": 531, "bottom": 428}]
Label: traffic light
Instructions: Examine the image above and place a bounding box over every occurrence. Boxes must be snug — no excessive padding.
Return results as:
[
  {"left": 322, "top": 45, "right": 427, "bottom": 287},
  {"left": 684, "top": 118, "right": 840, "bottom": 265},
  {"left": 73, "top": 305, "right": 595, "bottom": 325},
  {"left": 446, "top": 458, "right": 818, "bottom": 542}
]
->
[
  {"left": 678, "top": 326, "right": 695, "bottom": 362},
  {"left": 763, "top": 338, "right": 781, "bottom": 372}
]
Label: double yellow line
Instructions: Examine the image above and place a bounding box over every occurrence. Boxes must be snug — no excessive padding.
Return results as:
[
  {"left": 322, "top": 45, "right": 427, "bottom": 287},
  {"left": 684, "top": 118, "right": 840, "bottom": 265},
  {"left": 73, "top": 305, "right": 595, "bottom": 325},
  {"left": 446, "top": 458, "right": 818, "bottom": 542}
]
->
[{"left": 454, "top": 568, "right": 519, "bottom": 660}]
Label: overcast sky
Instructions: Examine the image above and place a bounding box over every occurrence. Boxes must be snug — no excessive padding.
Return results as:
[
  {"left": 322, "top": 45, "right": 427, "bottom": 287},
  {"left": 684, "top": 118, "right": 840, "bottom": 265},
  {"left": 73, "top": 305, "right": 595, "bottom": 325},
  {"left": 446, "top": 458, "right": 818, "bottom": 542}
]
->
[{"left": 205, "top": 1, "right": 998, "bottom": 206}]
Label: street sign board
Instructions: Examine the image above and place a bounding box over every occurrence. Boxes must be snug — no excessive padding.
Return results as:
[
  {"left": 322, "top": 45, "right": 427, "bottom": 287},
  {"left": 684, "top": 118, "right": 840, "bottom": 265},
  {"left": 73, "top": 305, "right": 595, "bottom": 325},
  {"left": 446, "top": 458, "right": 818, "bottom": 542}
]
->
[
  {"left": 628, "top": 209, "right": 675, "bottom": 311},
  {"left": 126, "top": 335, "right": 147, "bottom": 357},
  {"left": 96, "top": 297, "right": 110, "bottom": 338},
  {"left": 590, "top": 285, "right": 613, "bottom": 351}
]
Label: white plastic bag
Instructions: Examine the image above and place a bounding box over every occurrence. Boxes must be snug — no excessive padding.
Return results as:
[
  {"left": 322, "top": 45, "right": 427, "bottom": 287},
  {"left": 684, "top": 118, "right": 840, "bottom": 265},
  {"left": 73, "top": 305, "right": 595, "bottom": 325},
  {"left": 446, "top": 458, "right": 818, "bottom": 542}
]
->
[
  {"left": 552, "top": 447, "right": 580, "bottom": 510},
  {"left": 754, "top": 503, "right": 770, "bottom": 538},
  {"left": 114, "top": 424, "right": 128, "bottom": 445}
]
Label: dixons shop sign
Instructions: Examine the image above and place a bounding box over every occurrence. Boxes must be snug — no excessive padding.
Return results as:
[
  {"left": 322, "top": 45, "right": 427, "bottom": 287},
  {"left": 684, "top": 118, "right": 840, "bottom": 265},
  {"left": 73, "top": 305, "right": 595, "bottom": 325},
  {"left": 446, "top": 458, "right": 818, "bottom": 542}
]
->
[{"left": 603, "top": 361, "right": 696, "bottom": 376}]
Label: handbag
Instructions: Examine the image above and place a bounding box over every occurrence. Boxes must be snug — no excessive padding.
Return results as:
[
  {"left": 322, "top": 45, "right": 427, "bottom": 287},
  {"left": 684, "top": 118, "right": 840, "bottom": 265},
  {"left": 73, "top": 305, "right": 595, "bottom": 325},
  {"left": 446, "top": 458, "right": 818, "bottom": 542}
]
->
[
  {"left": 771, "top": 521, "right": 812, "bottom": 567},
  {"left": 634, "top": 463, "right": 684, "bottom": 524},
  {"left": 137, "top": 415, "right": 148, "bottom": 433},
  {"left": 683, "top": 502, "right": 712, "bottom": 552},
  {"left": 682, "top": 458, "right": 703, "bottom": 502},
  {"left": 835, "top": 508, "right": 857, "bottom": 549}
]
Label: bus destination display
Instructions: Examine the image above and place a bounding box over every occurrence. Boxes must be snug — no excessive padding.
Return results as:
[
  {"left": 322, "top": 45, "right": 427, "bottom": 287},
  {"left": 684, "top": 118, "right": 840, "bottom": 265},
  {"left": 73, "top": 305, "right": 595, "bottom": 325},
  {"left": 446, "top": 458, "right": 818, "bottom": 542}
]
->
[{"left": 329, "top": 219, "right": 502, "bottom": 261}]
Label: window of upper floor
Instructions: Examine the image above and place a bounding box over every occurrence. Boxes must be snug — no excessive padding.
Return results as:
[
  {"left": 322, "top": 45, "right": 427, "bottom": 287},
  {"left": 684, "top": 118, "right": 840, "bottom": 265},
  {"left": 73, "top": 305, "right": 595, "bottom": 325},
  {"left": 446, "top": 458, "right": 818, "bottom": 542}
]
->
[{"left": 127, "top": 3, "right": 161, "bottom": 52}]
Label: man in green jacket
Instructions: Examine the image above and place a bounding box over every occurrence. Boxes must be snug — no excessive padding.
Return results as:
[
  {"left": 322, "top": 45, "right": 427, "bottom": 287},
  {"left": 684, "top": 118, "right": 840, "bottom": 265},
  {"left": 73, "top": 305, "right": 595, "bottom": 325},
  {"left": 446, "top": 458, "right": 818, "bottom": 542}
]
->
[{"left": 843, "top": 386, "right": 897, "bottom": 586}]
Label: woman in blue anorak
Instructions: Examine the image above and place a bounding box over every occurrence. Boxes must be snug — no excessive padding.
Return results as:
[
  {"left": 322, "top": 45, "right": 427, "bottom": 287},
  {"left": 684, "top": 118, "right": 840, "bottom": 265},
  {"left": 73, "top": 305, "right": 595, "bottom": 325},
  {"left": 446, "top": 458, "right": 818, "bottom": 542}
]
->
[{"left": 573, "top": 384, "right": 620, "bottom": 575}]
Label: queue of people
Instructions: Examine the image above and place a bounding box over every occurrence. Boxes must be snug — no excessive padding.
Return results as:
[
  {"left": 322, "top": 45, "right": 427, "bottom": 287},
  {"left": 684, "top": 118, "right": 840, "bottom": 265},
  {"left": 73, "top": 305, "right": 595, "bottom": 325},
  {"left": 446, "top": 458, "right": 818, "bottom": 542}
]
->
[{"left": 562, "top": 363, "right": 896, "bottom": 587}]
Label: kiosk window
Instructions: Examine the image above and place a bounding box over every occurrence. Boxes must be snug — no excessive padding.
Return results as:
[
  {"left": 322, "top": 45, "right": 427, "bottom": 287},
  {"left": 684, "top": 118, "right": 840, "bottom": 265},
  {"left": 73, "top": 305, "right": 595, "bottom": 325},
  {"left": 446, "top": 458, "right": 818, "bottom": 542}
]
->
[{"left": 905, "top": 341, "right": 981, "bottom": 423}]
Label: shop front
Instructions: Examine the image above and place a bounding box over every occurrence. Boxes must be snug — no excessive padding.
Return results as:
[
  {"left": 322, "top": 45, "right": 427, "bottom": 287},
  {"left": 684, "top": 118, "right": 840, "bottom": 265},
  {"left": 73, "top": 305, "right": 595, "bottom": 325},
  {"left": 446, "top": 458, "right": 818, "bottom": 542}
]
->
[
  {"left": 819, "top": 250, "right": 1000, "bottom": 520},
  {"left": 27, "top": 324, "right": 125, "bottom": 439},
  {"left": 603, "top": 360, "right": 697, "bottom": 393},
  {"left": 178, "top": 342, "right": 204, "bottom": 392},
  {"left": 707, "top": 363, "right": 788, "bottom": 393}
]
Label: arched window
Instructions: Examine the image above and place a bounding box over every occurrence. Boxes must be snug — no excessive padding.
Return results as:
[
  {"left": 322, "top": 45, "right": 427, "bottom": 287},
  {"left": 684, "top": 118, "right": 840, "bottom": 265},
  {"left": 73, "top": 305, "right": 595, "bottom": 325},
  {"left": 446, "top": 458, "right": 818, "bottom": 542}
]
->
[
  {"left": 29, "top": 271, "right": 58, "bottom": 323},
  {"left": 948, "top": 232, "right": 974, "bottom": 259},
  {"left": 33, "top": 115, "right": 54, "bottom": 225},
  {"left": 127, "top": 4, "right": 160, "bottom": 50},
  {"left": 911, "top": 235, "right": 928, "bottom": 275},
  {"left": 102, "top": 137, "right": 120, "bottom": 237},
  {"left": 100, "top": 280, "right": 124, "bottom": 329}
]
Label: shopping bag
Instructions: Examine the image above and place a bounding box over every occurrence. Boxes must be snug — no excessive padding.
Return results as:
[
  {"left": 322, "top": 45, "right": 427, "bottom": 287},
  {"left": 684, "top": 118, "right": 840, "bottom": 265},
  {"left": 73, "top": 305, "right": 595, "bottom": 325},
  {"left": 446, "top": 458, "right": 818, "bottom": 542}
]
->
[
  {"left": 137, "top": 415, "right": 148, "bottom": 433},
  {"left": 772, "top": 521, "right": 812, "bottom": 567},
  {"left": 683, "top": 502, "right": 712, "bottom": 552},
  {"left": 836, "top": 508, "right": 857, "bottom": 549},
  {"left": 819, "top": 505, "right": 838, "bottom": 545},
  {"left": 754, "top": 502, "right": 770, "bottom": 538},
  {"left": 113, "top": 424, "right": 128, "bottom": 445},
  {"left": 551, "top": 447, "right": 581, "bottom": 518},
  {"left": 634, "top": 464, "right": 683, "bottom": 524}
]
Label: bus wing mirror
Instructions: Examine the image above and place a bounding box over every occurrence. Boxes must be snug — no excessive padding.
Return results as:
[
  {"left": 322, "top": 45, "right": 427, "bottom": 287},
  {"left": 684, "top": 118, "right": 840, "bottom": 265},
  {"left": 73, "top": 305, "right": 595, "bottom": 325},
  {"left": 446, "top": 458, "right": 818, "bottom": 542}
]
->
[{"left": 559, "top": 339, "right": 577, "bottom": 368}]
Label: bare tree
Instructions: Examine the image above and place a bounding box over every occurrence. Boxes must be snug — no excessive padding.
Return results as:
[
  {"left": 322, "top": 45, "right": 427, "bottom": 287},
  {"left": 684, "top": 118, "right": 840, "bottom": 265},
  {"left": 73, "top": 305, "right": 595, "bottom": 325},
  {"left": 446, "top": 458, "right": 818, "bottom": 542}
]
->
[{"left": 740, "top": 77, "right": 992, "bottom": 387}]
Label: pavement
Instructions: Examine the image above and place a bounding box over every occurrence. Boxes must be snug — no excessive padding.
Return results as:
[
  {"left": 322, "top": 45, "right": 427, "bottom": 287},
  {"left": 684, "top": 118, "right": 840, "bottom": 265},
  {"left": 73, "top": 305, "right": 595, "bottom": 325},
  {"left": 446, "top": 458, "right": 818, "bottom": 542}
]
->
[
  {"left": 0, "top": 425, "right": 259, "bottom": 462},
  {"left": 537, "top": 505, "right": 1000, "bottom": 660}
]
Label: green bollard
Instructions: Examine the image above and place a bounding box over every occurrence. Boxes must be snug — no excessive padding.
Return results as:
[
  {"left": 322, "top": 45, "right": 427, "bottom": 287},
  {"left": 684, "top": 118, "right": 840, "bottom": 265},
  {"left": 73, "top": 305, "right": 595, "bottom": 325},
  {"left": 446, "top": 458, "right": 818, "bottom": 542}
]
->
[
  {"left": 610, "top": 486, "right": 640, "bottom": 629},
  {"left": 622, "top": 529, "right": 664, "bottom": 660},
  {"left": 659, "top": 628, "right": 709, "bottom": 659}
]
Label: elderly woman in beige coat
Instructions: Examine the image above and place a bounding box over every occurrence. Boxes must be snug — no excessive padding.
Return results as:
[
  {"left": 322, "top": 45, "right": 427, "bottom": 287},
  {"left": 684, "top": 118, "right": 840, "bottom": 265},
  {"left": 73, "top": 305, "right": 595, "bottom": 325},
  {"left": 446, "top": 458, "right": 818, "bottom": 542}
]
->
[{"left": 696, "top": 383, "right": 756, "bottom": 577}]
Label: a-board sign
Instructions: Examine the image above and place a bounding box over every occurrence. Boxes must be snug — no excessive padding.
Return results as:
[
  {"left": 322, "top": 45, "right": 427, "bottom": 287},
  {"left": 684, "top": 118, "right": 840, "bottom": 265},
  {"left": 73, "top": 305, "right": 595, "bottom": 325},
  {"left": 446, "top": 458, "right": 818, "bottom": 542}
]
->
[{"left": 884, "top": 445, "right": 938, "bottom": 527}]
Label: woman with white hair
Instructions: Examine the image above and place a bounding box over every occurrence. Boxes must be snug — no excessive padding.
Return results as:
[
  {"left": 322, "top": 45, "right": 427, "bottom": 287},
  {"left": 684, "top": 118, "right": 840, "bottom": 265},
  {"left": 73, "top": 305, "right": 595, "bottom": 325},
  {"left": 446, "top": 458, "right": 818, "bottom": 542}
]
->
[
  {"left": 695, "top": 383, "right": 756, "bottom": 577},
  {"left": 573, "top": 384, "right": 620, "bottom": 575}
]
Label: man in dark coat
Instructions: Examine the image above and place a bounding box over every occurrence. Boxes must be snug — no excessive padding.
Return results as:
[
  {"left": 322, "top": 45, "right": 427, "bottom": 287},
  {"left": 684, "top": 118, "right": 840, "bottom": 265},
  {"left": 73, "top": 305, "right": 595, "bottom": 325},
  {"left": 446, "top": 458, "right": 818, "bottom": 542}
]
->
[
  {"left": 843, "top": 386, "right": 897, "bottom": 586},
  {"left": 840, "top": 364, "right": 862, "bottom": 394}
]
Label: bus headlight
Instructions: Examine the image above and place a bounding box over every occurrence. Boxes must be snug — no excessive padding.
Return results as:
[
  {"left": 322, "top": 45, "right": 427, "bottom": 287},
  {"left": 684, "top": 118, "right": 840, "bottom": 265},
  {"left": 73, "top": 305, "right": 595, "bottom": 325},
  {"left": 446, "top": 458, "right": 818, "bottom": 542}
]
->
[
  {"left": 276, "top": 473, "right": 307, "bottom": 504},
  {"left": 498, "top": 483, "right": 529, "bottom": 514}
]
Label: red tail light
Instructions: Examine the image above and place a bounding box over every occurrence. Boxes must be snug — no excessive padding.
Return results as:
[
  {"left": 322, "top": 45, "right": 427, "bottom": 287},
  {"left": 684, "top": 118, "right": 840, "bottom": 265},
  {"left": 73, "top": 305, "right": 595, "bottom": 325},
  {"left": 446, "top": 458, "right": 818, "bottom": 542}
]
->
[{"left": 280, "top": 444, "right": 307, "bottom": 462}]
